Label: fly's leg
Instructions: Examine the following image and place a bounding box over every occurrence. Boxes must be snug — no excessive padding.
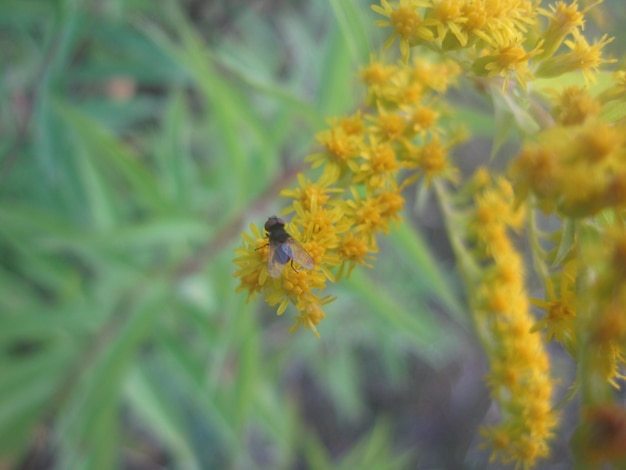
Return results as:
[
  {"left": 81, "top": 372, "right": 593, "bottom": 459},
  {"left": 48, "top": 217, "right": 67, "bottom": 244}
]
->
[{"left": 290, "top": 260, "right": 300, "bottom": 274}]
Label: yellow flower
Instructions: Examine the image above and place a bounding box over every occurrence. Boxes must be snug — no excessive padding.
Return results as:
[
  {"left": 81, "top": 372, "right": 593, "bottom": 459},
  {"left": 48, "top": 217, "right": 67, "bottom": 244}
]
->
[
  {"left": 367, "top": 105, "right": 408, "bottom": 141},
  {"left": 402, "top": 136, "right": 458, "bottom": 186},
  {"left": 537, "top": 0, "right": 587, "bottom": 60},
  {"left": 360, "top": 56, "right": 397, "bottom": 87},
  {"left": 353, "top": 136, "right": 400, "bottom": 191},
  {"left": 510, "top": 115, "right": 626, "bottom": 217},
  {"left": 360, "top": 57, "right": 399, "bottom": 103},
  {"left": 289, "top": 296, "right": 335, "bottom": 338},
  {"left": 425, "top": 0, "right": 468, "bottom": 48},
  {"left": 532, "top": 260, "right": 578, "bottom": 354},
  {"left": 336, "top": 231, "right": 378, "bottom": 279},
  {"left": 308, "top": 118, "right": 364, "bottom": 177},
  {"left": 280, "top": 172, "right": 343, "bottom": 213},
  {"left": 459, "top": 0, "right": 536, "bottom": 48},
  {"left": 409, "top": 57, "right": 460, "bottom": 92},
  {"left": 536, "top": 33, "right": 615, "bottom": 83},
  {"left": 233, "top": 214, "right": 339, "bottom": 337},
  {"left": 345, "top": 187, "right": 404, "bottom": 243},
  {"left": 233, "top": 223, "right": 271, "bottom": 300},
  {"left": 552, "top": 86, "right": 601, "bottom": 126},
  {"left": 406, "top": 104, "right": 440, "bottom": 136},
  {"left": 372, "top": 0, "right": 438, "bottom": 62},
  {"left": 472, "top": 41, "right": 542, "bottom": 89}
]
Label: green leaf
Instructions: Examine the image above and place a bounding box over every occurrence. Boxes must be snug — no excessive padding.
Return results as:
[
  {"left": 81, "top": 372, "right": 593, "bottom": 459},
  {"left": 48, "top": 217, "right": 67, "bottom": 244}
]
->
[
  {"left": 552, "top": 217, "right": 576, "bottom": 267},
  {"left": 51, "top": 97, "right": 170, "bottom": 217},
  {"left": 329, "top": 0, "right": 371, "bottom": 64},
  {"left": 125, "top": 365, "right": 201, "bottom": 469}
]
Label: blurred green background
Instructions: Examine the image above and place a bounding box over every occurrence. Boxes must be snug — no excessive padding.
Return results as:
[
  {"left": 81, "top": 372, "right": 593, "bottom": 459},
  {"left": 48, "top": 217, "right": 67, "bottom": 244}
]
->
[{"left": 2, "top": 1, "right": 625, "bottom": 469}]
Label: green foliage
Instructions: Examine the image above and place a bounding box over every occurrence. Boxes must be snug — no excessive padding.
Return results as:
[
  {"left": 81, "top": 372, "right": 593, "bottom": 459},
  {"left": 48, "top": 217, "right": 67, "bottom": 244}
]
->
[{"left": 0, "top": 0, "right": 466, "bottom": 468}]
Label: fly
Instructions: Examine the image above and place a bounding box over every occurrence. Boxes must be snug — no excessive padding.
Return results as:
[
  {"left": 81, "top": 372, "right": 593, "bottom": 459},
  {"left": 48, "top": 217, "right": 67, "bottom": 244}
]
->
[{"left": 263, "top": 216, "right": 314, "bottom": 278}]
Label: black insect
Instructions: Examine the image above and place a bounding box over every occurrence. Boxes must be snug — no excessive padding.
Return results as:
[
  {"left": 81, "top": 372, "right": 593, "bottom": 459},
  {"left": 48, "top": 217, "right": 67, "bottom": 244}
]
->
[{"left": 263, "top": 216, "right": 314, "bottom": 278}]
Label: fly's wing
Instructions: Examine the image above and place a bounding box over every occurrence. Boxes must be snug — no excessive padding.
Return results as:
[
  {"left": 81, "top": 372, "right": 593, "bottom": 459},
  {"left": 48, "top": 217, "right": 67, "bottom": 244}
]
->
[
  {"left": 285, "top": 238, "right": 314, "bottom": 270},
  {"left": 267, "top": 241, "right": 288, "bottom": 278}
]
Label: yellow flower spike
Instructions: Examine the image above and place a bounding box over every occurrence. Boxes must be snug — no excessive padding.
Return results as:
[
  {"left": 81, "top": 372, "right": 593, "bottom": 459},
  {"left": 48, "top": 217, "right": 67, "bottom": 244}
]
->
[{"left": 462, "top": 173, "right": 557, "bottom": 469}]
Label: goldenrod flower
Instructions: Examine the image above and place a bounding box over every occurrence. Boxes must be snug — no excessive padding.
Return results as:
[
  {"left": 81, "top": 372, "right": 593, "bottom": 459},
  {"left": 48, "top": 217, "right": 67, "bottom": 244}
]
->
[
  {"left": 532, "top": 259, "right": 578, "bottom": 354},
  {"left": 345, "top": 187, "right": 404, "bottom": 243},
  {"left": 233, "top": 223, "right": 270, "bottom": 301},
  {"left": 510, "top": 113, "right": 626, "bottom": 218},
  {"left": 536, "top": 33, "right": 615, "bottom": 83},
  {"left": 425, "top": 0, "right": 468, "bottom": 48},
  {"left": 552, "top": 86, "right": 601, "bottom": 125},
  {"left": 367, "top": 105, "right": 408, "bottom": 141},
  {"left": 459, "top": 0, "right": 536, "bottom": 48},
  {"left": 360, "top": 57, "right": 399, "bottom": 103},
  {"left": 537, "top": 1, "right": 588, "bottom": 60},
  {"left": 280, "top": 172, "right": 343, "bottom": 213},
  {"left": 308, "top": 117, "right": 364, "bottom": 177},
  {"left": 336, "top": 231, "right": 378, "bottom": 279},
  {"left": 289, "top": 295, "right": 335, "bottom": 338},
  {"left": 464, "top": 174, "right": 557, "bottom": 469},
  {"left": 402, "top": 136, "right": 458, "bottom": 186},
  {"left": 409, "top": 57, "right": 460, "bottom": 92},
  {"left": 472, "top": 41, "right": 542, "bottom": 89},
  {"left": 234, "top": 214, "right": 344, "bottom": 339},
  {"left": 372, "top": 0, "right": 438, "bottom": 62},
  {"left": 353, "top": 136, "right": 400, "bottom": 191}
]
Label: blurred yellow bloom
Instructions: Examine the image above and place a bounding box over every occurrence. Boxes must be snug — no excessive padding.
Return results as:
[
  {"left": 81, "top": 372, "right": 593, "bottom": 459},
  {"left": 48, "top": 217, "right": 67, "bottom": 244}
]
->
[
  {"left": 537, "top": 0, "right": 587, "bottom": 60},
  {"left": 372, "top": 0, "right": 437, "bottom": 62},
  {"left": 552, "top": 86, "right": 601, "bottom": 125},
  {"left": 467, "top": 174, "right": 556, "bottom": 469},
  {"left": 532, "top": 260, "right": 578, "bottom": 353},
  {"left": 472, "top": 41, "right": 542, "bottom": 89},
  {"left": 536, "top": 33, "right": 615, "bottom": 82}
]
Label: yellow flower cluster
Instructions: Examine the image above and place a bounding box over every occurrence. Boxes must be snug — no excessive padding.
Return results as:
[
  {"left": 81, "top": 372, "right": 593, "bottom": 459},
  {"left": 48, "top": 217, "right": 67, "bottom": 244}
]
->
[
  {"left": 233, "top": 0, "right": 623, "bottom": 466},
  {"left": 464, "top": 170, "right": 557, "bottom": 468},
  {"left": 373, "top": 0, "right": 613, "bottom": 88},
  {"left": 506, "top": 70, "right": 626, "bottom": 394},
  {"left": 233, "top": 57, "right": 461, "bottom": 337},
  {"left": 510, "top": 84, "right": 626, "bottom": 217},
  {"left": 546, "top": 225, "right": 626, "bottom": 392}
]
